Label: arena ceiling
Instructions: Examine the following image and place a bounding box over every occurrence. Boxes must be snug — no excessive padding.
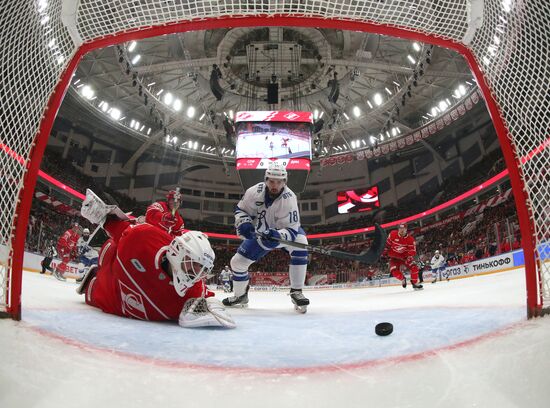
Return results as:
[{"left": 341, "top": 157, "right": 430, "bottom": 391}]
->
[{"left": 65, "top": 27, "right": 479, "bottom": 167}]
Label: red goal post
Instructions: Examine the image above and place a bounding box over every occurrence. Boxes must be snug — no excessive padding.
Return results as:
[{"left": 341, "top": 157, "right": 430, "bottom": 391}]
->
[{"left": 1, "top": 1, "right": 548, "bottom": 319}]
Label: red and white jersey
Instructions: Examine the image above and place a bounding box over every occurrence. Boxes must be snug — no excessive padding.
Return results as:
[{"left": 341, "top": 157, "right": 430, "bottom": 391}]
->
[
  {"left": 385, "top": 229, "right": 416, "bottom": 260},
  {"left": 145, "top": 200, "right": 185, "bottom": 237},
  {"left": 57, "top": 228, "right": 79, "bottom": 255},
  {"left": 88, "top": 221, "right": 209, "bottom": 321}
]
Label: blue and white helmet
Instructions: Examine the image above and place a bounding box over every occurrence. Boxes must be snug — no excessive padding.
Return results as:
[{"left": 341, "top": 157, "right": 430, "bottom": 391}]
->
[
  {"left": 264, "top": 161, "right": 287, "bottom": 182},
  {"left": 166, "top": 231, "right": 215, "bottom": 296}
]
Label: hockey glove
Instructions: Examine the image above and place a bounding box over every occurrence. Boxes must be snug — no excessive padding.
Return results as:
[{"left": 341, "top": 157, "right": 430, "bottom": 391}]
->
[
  {"left": 237, "top": 222, "right": 256, "bottom": 240},
  {"left": 260, "top": 228, "right": 281, "bottom": 249},
  {"left": 406, "top": 256, "right": 415, "bottom": 264},
  {"left": 161, "top": 212, "right": 176, "bottom": 226}
]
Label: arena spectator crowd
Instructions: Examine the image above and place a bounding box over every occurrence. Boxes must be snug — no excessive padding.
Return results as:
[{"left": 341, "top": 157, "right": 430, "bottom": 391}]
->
[{"left": 28, "top": 147, "right": 519, "bottom": 286}]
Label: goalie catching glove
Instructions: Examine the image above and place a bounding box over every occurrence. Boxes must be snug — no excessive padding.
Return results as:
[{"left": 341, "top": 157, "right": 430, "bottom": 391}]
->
[{"left": 178, "top": 297, "right": 236, "bottom": 329}]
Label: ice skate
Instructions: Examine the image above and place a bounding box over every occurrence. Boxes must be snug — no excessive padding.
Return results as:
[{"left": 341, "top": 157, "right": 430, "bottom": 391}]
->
[
  {"left": 53, "top": 269, "right": 66, "bottom": 281},
  {"left": 412, "top": 281, "right": 424, "bottom": 291},
  {"left": 76, "top": 266, "right": 98, "bottom": 295},
  {"left": 401, "top": 278, "right": 407, "bottom": 288},
  {"left": 290, "top": 289, "right": 309, "bottom": 314},
  {"left": 222, "top": 293, "right": 249, "bottom": 308}
]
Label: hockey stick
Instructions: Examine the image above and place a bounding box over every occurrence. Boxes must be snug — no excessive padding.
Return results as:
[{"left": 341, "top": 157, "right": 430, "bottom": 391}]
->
[
  {"left": 257, "top": 223, "right": 387, "bottom": 265},
  {"left": 172, "top": 187, "right": 181, "bottom": 216},
  {"left": 85, "top": 224, "right": 102, "bottom": 245}
]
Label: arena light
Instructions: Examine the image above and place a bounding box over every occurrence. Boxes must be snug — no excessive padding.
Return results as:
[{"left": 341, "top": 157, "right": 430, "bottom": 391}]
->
[
  {"left": 37, "top": 0, "right": 47, "bottom": 12},
  {"left": 458, "top": 84, "right": 467, "bottom": 96},
  {"left": 352, "top": 106, "right": 361, "bottom": 117},
  {"left": 173, "top": 98, "right": 182, "bottom": 111},
  {"left": 438, "top": 100, "right": 448, "bottom": 111},
  {"left": 131, "top": 54, "right": 141, "bottom": 64},
  {"left": 147, "top": 127, "right": 151, "bottom": 135},
  {"left": 109, "top": 108, "right": 121, "bottom": 120},
  {"left": 187, "top": 106, "right": 196, "bottom": 118},
  {"left": 342, "top": 112, "right": 350, "bottom": 120},
  {"left": 228, "top": 110, "right": 234, "bottom": 119},
  {"left": 163, "top": 92, "right": 173, "bottom": 105},
  {"left": 413, "top": 42, "right": 421, "bottom": 52},
  {"left": 313, "top": 109, "right": 319, "bottom": 119},
  {"left": 100, "top": 101, "right": 108, "bottom": 112},
  {"left": 373, "top": 93, "right": 383, "bottom": 106},
  {"left": 367, "top": 101, "right": 373, "bottom": 109},
  {"left": 385, "top": 87, "right": 392, "bottom": 95},
  {"left": 81, "top": 85, "right": 94, "bottom": 99},
  {"left": 431, "top": 107, "right": 439, "bottom": 116},
  {"left": 128, "top": 41, "right": 137, "bottom": 52},
  {"left": 407, "top": 55, "right": 416, "bottom": 64},
  {"left": 198, "top": 111, "right": 205, "bottom": 121},
  {"left": 156, "top": 89, "right": 164, "bottom": 96},
  {"left": 502, "top": 0, "right": 512, "bottom": 13},
  {"left": 147, "top": 81, "right": 155, "bottom": 87}
]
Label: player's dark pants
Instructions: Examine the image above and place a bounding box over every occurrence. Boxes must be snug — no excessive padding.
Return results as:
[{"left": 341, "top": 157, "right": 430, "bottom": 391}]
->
[
  {"left": 389, "top": 258, "right": 420, "bottom": 284},
  {"left": 41, "top": 257, "right": 54, "bottom": 274}
]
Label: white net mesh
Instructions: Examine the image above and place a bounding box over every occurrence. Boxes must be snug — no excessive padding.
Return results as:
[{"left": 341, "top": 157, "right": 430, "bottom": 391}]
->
[{"left": 0, "top": 0, "right": 548, "bottom": 316}]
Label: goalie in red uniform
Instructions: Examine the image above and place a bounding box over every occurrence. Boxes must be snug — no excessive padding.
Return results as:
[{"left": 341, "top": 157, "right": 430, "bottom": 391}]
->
[
  {"left": 54, "top": 223, "right": 81, "bottom": 281},
  {"left": 385, "top": 223, "right": 423, "bottom": 290},
  {"left": 76, "top": 189, "right": 235, "bottom": 329},
  {"left": 145, "top": 189, "right": 185, "bottom": 237}
]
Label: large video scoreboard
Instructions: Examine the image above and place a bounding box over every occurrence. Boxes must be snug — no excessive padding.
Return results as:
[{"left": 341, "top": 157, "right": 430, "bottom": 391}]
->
[{"left": 235, "top": 111, "right": 313, "bottom": 192}]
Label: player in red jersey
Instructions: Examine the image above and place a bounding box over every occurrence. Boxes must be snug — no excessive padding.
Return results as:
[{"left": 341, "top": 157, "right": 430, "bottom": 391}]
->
[
  {"left": 145, "top": 189, "right": 185, "bottom": 237},
  {"left": 385, "top": 223, "right": 423, "bottom": 290},
  {"left": 54, "top": 223, "right": 81, "bottom": 281},
  {"left": 77, "top": 189, "right": 235, "bottom": 328}
]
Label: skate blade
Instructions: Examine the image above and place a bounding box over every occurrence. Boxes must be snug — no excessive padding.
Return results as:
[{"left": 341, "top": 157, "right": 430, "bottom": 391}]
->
[
  {"left": 294, "top": 305, "right": 308, "bottom": 314},
  {"left": 413, "top": 287, "right": 424, "bottom": 291},
  {"left": 224, "top": 303, "right": 248, "bottom": 309}
]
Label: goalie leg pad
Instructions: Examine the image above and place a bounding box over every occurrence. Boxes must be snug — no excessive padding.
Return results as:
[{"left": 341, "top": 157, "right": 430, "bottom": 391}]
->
[{"left": 179, "top": 297, "right": 236, "bottom": 329}]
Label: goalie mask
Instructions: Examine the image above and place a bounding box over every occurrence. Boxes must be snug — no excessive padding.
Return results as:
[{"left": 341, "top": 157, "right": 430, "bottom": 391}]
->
[{"left": 166, "top": 231, "right": 215, "bottom": 296}]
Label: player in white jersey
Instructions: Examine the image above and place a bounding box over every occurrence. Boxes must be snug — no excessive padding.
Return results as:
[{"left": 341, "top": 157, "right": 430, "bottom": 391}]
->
[
  {"left": 222, "top": 162, "right": 310, "bottom": 313},
  {"left": 430, "top": 250, "right": 447, "bottom": 283},
  {"left": 220, "top": 266, "right": 232, "bottom": 292}
]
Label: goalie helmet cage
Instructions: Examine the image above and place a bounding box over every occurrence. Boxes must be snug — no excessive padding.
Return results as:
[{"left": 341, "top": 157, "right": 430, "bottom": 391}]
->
[{"left": 0, "top": 1, "right": 548, "bottom": 320}]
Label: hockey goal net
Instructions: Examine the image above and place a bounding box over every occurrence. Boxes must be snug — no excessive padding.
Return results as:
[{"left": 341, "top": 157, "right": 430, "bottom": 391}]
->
[{"left": 0, "top": 1, "right": 548, "bottom": 319}]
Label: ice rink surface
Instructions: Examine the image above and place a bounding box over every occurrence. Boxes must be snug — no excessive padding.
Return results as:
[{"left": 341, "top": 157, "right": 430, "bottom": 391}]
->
[{"left": 2, "top": 268, "right": 550, "bottom": 407}]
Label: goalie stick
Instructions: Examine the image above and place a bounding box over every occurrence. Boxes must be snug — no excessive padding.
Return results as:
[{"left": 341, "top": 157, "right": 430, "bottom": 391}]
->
[
  {"left": 258, "top": 223, "right": 387, "bottom": 265},
  {"left": 85, "top": 224, "right": 102, "bottom": 245}
]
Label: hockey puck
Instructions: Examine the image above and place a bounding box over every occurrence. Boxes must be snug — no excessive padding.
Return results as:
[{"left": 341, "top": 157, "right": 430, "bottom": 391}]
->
[{"left": 375, "top": 322, "right": 393, "bottom": 336}]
